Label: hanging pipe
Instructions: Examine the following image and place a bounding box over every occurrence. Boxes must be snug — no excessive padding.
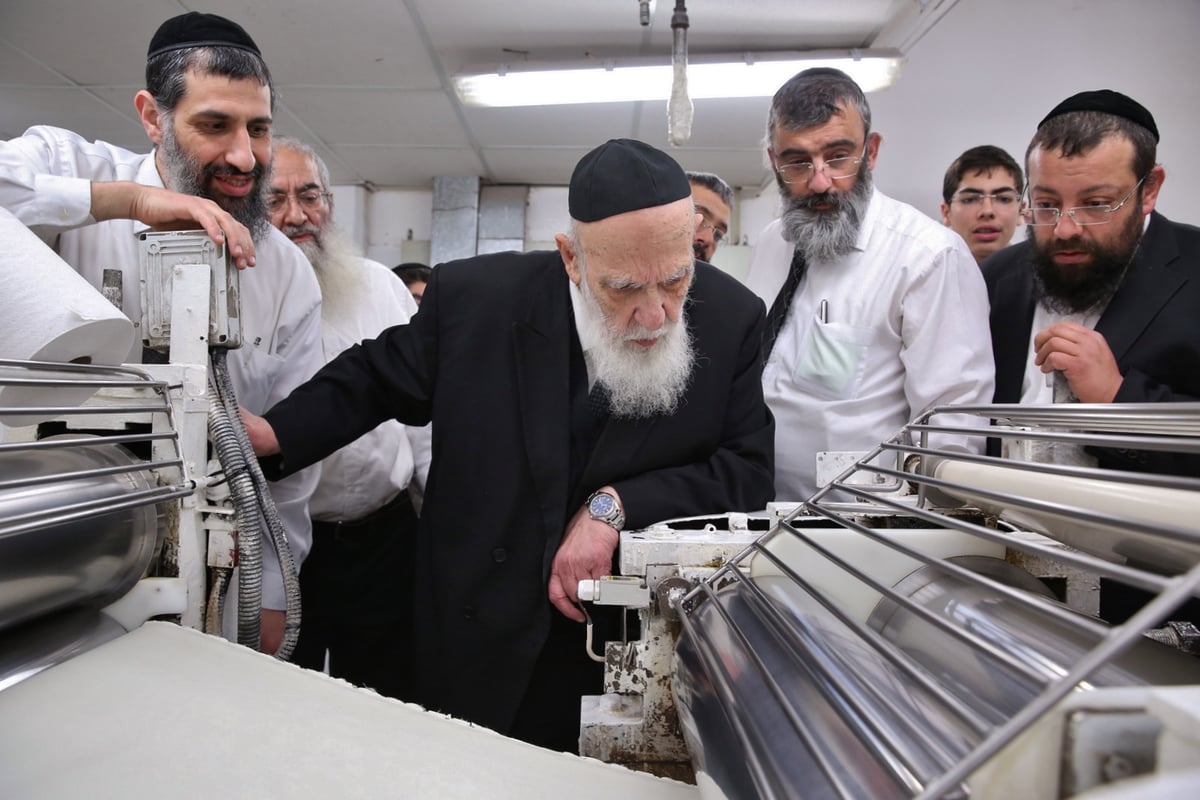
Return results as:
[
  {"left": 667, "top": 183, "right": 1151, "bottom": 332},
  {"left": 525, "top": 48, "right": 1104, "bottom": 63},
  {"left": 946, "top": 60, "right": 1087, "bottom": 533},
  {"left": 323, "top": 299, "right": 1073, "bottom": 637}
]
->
[{"left": 667, "top": 0, "right": 692, "bottom": 145}]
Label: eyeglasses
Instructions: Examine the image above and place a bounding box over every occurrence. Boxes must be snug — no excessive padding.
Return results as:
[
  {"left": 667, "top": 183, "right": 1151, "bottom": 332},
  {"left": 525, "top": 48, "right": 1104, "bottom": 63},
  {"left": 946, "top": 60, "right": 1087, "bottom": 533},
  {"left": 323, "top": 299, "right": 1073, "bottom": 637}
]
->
[
  {"left": 775, "top": 145, "right": 867, "bottom": 184},
  {"left": 697, "top": 217, "right": 727, "bottom": 246},
  {"left": 265, "top": 189, "right": 331, "bottom": 212},
  {"left": 1024, "top": 174, "right": 1148, "bottom": 227},
  {"left": 952, "top": 190, "right": 1021, "bottom": 207}
]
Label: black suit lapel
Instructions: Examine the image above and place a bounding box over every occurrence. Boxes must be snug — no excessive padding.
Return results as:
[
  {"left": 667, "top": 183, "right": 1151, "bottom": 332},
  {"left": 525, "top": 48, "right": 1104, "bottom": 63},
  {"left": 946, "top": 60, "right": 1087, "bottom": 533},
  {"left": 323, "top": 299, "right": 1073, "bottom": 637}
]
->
[
  {"left": 1096, "top": 213, "right": 1186, "bottom": 364},
  {"left": 990, "top": 248, "right": 1038, "bottom": 403},
  {"left": 576, "top": 414, "right": 660, "bottom": 506},
  {"left": 513, "top": 269, "right": 573, "bottom": 551}
]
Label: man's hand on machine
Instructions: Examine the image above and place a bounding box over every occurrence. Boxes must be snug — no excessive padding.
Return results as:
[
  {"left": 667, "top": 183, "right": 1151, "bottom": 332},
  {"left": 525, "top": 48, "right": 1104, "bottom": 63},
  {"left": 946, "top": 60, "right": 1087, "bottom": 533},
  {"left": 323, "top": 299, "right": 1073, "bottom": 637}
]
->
[
  {"left": 548, "top": 494, "right": 622, "bottom": 622},
  {"left": 89, "top": 181, "right": 257, "bottom": 270},
  {"left": 260, "top": 609, "right": 284, "bottom": 656},
  {"left": 239, "top": 407, "right": 280, "bottom": 457}
]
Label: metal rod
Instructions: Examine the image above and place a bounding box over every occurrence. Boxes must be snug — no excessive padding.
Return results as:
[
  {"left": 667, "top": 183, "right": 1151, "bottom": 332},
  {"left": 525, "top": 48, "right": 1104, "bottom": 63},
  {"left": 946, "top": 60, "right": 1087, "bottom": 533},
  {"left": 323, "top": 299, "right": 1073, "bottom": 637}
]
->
[
  {"left": 745, "top": 543, "right": 996, "bottom": 737},
  {"left": 677, "top": 584, "right": 797, "bottom": 799},
  {"left": 766, "top": 519, "right": 1061, "bottom": 686},
  {"left": 0, "top": 484, "right": 193, "bottom": 537},
  {"left": 824, "top": 481, "right": 1172, "bottom": 596},
  {"left": 917, "top": 559, "right": 1200, "bottom": 798},
  {"left": 734, "top": 564, "right": 976, "bottom": 781},
  {"left": 0, "top": 458, "right": 183, "bottom": 491}
]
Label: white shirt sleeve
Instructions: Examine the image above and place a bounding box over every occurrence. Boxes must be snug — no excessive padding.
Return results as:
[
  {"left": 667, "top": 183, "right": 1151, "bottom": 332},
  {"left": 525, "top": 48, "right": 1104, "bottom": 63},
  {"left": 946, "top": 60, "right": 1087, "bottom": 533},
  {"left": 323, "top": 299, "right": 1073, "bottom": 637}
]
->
[
  {"left": 898, "top": 241, "right": 996, "bottom": 447},
  {"left": 0, "top": 126, "right": 137, "bottom": 233}
]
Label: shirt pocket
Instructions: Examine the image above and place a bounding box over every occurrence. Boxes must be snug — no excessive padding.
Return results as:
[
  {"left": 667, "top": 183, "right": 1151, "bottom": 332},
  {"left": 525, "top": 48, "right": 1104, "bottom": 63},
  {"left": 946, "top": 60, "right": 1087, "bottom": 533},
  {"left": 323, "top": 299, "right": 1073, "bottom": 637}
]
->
[
  {"left": 229, "top": 345, "right": 286, "bottom": 413},
  {"left": 792, "top": 318, "right": 872, "bottom": 400}
]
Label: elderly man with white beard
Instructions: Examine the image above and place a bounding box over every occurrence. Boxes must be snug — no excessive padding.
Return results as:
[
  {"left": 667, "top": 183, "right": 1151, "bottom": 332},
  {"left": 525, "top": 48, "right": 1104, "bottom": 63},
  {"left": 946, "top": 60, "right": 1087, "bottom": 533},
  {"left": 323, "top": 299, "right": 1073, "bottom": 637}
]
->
[
  {"left": 241, "top": 138, "right": 774, "bottom": 754},
  {"left": 266, "top": 137, "right": 429, "bottom": 701},
  {"left": 745, "top": 67, "right": 995, "bottom": 501}
]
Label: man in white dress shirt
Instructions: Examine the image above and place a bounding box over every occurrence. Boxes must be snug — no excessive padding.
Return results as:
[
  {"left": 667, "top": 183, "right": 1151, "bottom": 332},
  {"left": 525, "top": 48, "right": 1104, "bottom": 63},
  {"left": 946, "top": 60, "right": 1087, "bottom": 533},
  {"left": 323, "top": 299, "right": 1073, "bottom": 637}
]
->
[
  {"left": 745, "top": 67, "right": 995, "bottom": 501},
  {"left": 0, "top": 12, "right": 324, "bottom": 654},
  {"left": 268, "top": 137, "right": 431, "bottom": 699}
]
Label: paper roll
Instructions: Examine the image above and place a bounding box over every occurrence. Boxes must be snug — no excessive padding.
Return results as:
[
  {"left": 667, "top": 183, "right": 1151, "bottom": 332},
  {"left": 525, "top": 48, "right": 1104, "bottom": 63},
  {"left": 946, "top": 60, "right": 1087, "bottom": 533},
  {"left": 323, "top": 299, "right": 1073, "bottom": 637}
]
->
[{"left": 0, "top": 207, "right": 135, "bottom": 426}]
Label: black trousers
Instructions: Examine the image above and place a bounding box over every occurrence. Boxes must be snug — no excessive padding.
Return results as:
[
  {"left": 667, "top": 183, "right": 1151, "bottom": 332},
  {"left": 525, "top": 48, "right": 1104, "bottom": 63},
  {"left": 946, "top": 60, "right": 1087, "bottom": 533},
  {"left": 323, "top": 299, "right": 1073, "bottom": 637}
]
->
[
  {"left": 508, "top": 604, "right": 623, "bottom": 754},
  {"left": 291, "top": 491, "right": 418, "bottom": 701}
]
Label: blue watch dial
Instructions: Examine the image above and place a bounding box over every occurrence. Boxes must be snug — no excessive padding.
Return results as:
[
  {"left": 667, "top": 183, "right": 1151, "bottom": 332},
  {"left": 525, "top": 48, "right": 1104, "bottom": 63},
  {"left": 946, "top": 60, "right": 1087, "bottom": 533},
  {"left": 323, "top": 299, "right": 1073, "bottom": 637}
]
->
[{"left": 590, "top": 494, "right": 616, "bottom": 515}]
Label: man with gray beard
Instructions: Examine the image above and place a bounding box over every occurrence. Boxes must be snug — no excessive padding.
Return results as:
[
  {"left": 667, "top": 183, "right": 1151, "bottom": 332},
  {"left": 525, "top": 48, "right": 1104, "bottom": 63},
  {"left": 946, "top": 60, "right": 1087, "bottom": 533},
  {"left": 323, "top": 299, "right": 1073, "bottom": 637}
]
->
[
  {"left": 0, "top": 12, "right": 323, "bottom": 656},
  {"left": 745, "top": 67, "right": 995, "bottom": 501},
  {"left": 242, "top": 138, "right": 774, "bottom": 753},
  {"left": 267, "top": 137, "right": 429, "bottom": 700}
]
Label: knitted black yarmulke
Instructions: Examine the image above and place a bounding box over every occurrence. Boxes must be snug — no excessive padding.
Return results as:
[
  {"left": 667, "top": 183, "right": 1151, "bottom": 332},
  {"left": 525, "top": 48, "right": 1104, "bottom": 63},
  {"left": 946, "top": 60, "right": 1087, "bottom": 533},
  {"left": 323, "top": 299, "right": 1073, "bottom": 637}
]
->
[
  {"left": 148, "top": 12, "right": 261, "bottom": 60},
  {"left": 569, "top": 139, "right": 692, "bottom": 223},
  {"left": 1039, "top": 89, "right": 1159, "bottom": 143}
]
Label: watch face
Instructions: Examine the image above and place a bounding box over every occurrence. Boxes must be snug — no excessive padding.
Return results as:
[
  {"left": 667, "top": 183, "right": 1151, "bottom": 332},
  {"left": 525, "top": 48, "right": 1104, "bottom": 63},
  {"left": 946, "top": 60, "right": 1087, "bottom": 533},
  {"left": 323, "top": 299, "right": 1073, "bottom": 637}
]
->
[{"left": 589, "top": 493, "right": 616, "bottom": 517}]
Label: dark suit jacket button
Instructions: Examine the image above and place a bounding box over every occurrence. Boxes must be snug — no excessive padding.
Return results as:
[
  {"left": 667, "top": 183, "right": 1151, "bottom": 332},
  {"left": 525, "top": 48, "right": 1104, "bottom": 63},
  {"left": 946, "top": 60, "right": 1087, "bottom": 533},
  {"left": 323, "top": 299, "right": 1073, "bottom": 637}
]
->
[
  {"left": 492, "top": 548, "right": 507, "bottom": 563},
  {"left": 463, "top": 605, "right": 475, "bottom": 621}
]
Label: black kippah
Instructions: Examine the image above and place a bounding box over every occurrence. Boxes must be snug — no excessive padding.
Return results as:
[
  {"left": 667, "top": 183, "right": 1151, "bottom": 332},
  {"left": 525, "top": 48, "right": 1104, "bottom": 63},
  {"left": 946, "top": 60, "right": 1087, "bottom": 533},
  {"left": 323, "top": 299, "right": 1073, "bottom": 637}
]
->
[
  {"left": 1038, "top": 89, "right": 1159, "bottom": 143},
  {"left": 147, "top": 12, "right": 262, "bottom": 60},
  {"left": 569, "top": 139, "right": 692, "bottom": 223}
]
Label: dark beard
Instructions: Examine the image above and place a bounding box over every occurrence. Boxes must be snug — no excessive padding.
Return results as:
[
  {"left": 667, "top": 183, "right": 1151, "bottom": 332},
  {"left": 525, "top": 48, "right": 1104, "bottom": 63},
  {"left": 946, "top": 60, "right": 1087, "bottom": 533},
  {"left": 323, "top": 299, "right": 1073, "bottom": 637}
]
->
[
  {"left": 777, "top": 161, "right": 873, "bottom": 264},
  {"left": 160, "top": 122, "right": 271, "bottom": 242},
  {"left": 1030, "top": 208, "right": 1143, "bottom": 315}
]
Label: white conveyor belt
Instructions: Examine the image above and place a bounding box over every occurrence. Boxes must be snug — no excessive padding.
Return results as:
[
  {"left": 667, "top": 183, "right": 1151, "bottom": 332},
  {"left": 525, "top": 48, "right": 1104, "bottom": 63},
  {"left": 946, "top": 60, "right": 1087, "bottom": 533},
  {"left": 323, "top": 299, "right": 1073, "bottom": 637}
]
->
[{"left": 0, "top": 622, "right": 699, "bottom": 799}]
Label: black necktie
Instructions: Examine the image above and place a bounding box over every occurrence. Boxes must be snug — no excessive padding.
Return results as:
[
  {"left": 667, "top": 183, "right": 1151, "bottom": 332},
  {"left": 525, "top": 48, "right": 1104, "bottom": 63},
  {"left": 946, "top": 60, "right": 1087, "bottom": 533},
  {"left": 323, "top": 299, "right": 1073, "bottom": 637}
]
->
[
  {"left": 762, "top": 248, "right": 808, "bottom": 362},
  {"left": 588, "top": 381, "right": 610, "bottom": 418}
]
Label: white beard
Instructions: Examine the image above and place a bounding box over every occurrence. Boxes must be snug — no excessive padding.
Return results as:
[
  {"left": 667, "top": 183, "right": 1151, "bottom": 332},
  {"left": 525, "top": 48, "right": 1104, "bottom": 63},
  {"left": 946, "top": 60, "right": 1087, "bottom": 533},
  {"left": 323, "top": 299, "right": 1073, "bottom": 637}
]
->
[
  {"left": 574, "top": 276, "right": 695, "bottom": 419},
  {"left": 296, "top": 223, "right": 366, "bottom": 326}
]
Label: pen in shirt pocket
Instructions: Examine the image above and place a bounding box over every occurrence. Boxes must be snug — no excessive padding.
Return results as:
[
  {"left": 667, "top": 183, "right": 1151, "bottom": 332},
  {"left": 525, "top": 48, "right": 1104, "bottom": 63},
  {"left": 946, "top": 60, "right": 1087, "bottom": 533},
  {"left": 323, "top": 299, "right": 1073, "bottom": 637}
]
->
[{"left": 818, "top": 299, "right": 829, "bottom": 323}]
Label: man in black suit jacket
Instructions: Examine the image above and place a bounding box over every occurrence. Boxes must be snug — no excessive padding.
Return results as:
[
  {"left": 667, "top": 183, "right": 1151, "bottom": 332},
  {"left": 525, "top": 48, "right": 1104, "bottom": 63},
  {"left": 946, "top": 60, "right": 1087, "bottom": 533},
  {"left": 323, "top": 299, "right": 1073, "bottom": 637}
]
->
[
  {"left": 243, "top": 139, "right": 775, "bottom": 752},
  {"left": 983, "top": 90, "right": 1200, "bottom": 473}
]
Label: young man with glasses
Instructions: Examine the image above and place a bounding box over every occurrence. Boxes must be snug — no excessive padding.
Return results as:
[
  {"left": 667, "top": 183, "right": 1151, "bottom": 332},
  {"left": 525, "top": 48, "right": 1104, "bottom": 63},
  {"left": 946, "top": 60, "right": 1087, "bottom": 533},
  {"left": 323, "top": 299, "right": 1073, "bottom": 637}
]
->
[
  {"left": 686, "top": 170, "right": 733, "bottom": 262},
  {"left": 267, "top": 136, "right": 430, "bottom": 701},
  {"left": 984, "top": 90, "right": 1200, "bottom": 473},
  {"left": 745, "top": 67, "right": 994, "bottom": 501},
  {"left": 941, "top": 145, "right": 1026, "bottom": 265}
]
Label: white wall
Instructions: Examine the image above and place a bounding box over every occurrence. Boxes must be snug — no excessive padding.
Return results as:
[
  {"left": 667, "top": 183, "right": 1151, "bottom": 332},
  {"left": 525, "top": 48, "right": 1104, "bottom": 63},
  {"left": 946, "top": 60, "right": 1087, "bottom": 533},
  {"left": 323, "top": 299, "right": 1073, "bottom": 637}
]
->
[
  {"left": 869, "top": 0, "right": 1199, "bottom": 224},
  {"left": 336, "top": 0, "right": 1200, "bottom": 272}
]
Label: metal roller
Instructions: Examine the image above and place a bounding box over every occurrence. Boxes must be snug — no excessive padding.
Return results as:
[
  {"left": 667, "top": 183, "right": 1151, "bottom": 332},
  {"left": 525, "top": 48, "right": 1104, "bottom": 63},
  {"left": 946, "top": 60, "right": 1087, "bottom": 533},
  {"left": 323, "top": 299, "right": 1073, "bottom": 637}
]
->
[
  {"left": 672, "top": 403, "right": 1200, "bottom": 800},
  {"left": 0, "top": 438, "right": 163, "bottom": 634}
]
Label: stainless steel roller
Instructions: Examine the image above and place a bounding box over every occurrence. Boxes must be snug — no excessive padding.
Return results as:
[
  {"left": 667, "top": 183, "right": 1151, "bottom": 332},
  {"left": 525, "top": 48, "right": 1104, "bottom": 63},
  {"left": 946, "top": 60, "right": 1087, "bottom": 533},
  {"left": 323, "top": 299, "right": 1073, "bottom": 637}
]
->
[
  {"left": 672, "top": 403, "right": 1200, "bottom": 800},
  {"left": 0, "top": 438, "right": 163, "bottom": 633}
]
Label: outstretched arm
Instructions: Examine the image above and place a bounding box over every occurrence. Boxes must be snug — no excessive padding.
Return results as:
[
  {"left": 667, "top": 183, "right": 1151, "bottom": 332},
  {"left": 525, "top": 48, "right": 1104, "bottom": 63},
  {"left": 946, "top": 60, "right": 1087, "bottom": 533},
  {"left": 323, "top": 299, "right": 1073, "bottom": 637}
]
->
[{"left": 90, "top": 181, "right": 256, "bottom": 269}]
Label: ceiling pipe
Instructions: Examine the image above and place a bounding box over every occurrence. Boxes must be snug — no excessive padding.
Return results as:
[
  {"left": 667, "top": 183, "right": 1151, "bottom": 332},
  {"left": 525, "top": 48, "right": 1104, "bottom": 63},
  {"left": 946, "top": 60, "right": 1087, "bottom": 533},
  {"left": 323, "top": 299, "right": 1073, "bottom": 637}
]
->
[{"left": 667, "top": 0, "right": 692, "bottom": 146}]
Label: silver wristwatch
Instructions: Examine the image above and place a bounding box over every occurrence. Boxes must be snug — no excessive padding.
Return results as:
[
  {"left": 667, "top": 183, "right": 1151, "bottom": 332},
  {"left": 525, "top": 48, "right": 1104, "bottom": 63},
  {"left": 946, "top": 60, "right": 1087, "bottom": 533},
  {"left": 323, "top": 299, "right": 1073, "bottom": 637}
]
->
[{"left": 586, "top": 490, "right": 625, "bottom": 531}]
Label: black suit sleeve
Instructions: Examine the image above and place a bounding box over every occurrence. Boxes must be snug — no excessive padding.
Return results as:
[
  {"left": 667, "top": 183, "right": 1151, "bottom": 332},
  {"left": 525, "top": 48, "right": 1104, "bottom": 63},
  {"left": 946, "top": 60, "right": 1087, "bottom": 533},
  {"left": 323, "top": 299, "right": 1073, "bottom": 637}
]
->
[{"left": 262, "top": 264, "right": 440, "bottom": 479}]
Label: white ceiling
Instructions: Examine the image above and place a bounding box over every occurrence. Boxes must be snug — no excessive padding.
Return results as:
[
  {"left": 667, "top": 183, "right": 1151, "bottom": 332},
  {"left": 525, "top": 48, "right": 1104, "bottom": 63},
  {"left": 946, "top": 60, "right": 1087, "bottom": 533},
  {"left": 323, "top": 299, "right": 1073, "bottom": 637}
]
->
[
  {"left": 4, "top": 0, "right": 1199, "bottom": 228},
  {"left": 0, "top": 0, "right": 941, "bottom": 190}
]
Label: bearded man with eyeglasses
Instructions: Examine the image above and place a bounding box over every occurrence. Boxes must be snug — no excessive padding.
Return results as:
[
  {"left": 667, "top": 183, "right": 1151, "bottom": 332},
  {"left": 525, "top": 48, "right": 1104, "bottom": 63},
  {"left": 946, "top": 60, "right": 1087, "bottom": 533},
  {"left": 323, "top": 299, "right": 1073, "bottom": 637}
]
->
[
  {"left": 266, "top": 136, "right": 430, "bottom": 701},
  {"left": 745, "top": 67, "right": 994, "bottom": 501},
  {"left": 983, "top": 90, "right": 1200, "bottom": 474}
]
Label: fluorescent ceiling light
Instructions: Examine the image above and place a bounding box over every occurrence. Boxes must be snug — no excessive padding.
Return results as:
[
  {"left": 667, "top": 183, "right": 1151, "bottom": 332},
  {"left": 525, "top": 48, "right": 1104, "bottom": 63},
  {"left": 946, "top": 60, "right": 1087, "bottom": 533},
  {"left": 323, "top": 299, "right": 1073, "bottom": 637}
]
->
[{"left": 454, "top": 51, "right": 904, "bottom": 108}]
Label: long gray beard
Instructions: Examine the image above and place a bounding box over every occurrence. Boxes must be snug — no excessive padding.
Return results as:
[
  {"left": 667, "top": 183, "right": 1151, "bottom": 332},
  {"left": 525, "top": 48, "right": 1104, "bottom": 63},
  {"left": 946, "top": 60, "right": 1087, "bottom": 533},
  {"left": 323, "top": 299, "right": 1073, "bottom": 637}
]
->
[
  {"left": 300, "top": 223, "right": 367, "bottom": 325},
  {"left": 778, "top": 166, "right": 873, "bottom": 265},
  {"left": 575, "top": 279, "right": 695, "bottom": 419},
  {"left": 159, "top": 117, "right": 272, "bottom": 242}
]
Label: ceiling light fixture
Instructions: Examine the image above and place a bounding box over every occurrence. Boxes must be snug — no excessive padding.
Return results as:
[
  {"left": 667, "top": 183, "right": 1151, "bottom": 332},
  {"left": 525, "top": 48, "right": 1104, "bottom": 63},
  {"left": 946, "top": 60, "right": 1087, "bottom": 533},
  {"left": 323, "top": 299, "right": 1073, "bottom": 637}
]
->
[{"left": 453, "top": 50, "right": 904, "bottom": 108}]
